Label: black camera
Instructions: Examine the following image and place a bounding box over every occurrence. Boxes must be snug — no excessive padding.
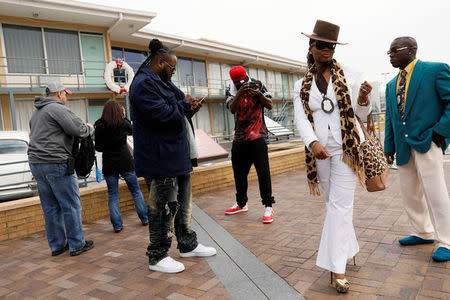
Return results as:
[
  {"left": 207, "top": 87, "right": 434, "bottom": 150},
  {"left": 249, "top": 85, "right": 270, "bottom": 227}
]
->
[{"left": 248, "top": 80, "right": 260, "bottom": 90}]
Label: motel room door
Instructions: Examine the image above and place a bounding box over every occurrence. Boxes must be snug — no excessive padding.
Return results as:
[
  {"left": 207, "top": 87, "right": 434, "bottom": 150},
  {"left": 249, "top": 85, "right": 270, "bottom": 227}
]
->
[{"left": 80, "top": 34, "right": 106, "bottom": 88}]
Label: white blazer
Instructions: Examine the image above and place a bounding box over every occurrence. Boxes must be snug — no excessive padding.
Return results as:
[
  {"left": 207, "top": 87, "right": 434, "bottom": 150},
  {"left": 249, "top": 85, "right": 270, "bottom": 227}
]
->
[{"left": 293, "top": 67, "right": 372, "bottom": 151}]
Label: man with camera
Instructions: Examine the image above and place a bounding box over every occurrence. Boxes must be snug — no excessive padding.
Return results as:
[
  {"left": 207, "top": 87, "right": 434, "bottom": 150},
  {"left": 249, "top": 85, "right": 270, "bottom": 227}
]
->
[{"left": 225, "top": 66, "right": 276, "bottom": 224}]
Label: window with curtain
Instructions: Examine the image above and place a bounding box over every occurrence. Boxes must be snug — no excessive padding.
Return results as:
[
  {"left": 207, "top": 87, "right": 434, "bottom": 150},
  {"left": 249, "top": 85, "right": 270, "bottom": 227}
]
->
[
  {"left": 178, "top": 58, "right": 193, "bottom": 86},
  {"left": 111, "top": 47, "right": 147, "bottom": 78},
  {"left": 66, "top": 99, "right": 88, "bottom": 122},
  {"left": 171, "top": 67, "right": 180, "bottom": 87},
  {"left": 267, "top": 70, "right": 276, "bottom": 94},
  {"left": 221, "top": 64, "right": 231, "bottom": 88},
  {"left": 111, "top": 47, "right": 123, "bottom": 60},
  {"left": 208, "top": 62, "right": 222, "bottom": 89},
  {"left": 290, "top": 74, "right": 301, "bottom": 97},
  {"left": 274, "top": 71, "right": 283, "bottom": 98},
  {"left": 248, "top": 67, "right": 258, "bottom": 80},
  {"left": 3, "top": 24, "right": 45, "bottom": 74},
  {"left": 124, "top": 49, "right": 147, "bottom": 72},
  {"left": 192, "top": 105, "right": 211, "bottom": 134},
  {"left": 193, "top": 60, "right": 207, "bottom": 87},
  {"left": 14, "top": 100, "right": 34, "bottom": 132},
  {"left": 44, "top": 28, "right": 82, "bottom": 74},
  {"left": 257, "top": 68, "right": 266, "bottom": 85},
  {"left": 282, "top": 73, "right": 290, "bottom": 98},
  {"left": 212, "top": 102, "right": 235, "bottom": 137}
]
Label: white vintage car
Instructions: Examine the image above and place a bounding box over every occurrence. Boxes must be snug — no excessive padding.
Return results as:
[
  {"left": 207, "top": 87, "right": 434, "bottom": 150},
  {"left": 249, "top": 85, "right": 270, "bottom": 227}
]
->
[{"left": 0, "top": 131, "right": 37, "bottom": 202}]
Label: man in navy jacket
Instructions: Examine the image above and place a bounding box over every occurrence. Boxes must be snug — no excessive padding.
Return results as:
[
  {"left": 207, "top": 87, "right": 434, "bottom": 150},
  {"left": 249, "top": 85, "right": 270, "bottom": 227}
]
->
[
  {"left": 384, "top": 36, "right": 450, "bottom": 262},
  {"left": 129, "top": 39, "right": 216, "bottom": 273}
]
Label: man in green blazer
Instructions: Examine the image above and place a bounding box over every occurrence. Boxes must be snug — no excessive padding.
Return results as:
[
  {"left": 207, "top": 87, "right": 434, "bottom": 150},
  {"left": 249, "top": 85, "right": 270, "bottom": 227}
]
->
[{"left": 384, "top": 36, "right": 450, "bottom": 262}]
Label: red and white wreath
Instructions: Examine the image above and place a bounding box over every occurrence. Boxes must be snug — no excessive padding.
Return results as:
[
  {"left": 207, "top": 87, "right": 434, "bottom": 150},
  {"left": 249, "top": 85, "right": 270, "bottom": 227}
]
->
[{"left": 103, "top": 59, "right": 135, "bottom": 94}]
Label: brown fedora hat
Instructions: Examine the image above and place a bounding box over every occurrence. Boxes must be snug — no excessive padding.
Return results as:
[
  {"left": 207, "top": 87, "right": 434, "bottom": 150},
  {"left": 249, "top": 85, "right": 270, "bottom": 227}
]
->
[{"left": 301, "top": 20, "right": 347, "bottom": 45}]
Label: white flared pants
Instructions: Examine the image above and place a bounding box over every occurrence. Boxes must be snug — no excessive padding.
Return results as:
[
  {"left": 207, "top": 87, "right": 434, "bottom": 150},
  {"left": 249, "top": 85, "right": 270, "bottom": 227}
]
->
[{"left": 315, "top": 138, "right": 359, "bottom": 274}]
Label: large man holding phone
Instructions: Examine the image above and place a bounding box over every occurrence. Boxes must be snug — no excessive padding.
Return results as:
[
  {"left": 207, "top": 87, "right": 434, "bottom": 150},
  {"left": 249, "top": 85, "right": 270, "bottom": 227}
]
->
[
  {"left": 225, "top": 66, "right": 276, "bottom": 224},
  {"left": 130, "top": 39, "right": 216, "bottom": 274}
]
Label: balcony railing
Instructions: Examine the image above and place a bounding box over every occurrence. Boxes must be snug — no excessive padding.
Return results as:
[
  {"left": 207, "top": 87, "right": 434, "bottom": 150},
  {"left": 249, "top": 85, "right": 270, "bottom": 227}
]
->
[
  {"left": 0, "top": 56, "right": 107, "bottom": 92},
  {"left": 0, "top": 56, "right": 293, "bottom": 100}
]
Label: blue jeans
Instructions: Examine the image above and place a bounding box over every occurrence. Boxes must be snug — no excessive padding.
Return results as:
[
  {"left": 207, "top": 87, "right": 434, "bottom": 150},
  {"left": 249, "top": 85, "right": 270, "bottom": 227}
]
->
[
  {"left": 104, "top": 171, "right": 148, "bottom": 230},
  {"left": 145, "top": 174, "right": 198, "bottom": 265},
  {"left": 29, "top": 163, "right": 85, "bottom": 252}
]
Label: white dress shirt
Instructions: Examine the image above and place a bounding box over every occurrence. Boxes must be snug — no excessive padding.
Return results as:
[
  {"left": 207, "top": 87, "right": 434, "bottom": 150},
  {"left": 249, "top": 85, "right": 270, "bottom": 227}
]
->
[{"left": 294, "top": 66, "right": 372, "bottom": 152}]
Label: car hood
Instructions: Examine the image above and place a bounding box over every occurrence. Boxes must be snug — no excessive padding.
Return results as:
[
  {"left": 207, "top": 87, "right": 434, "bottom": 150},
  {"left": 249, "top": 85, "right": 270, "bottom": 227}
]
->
[
  {"left": 0, "top": 153, "right": 30, "bottom": 188},
  {"left": 0, "top": 153, "right": 28, "bottom": 164}
]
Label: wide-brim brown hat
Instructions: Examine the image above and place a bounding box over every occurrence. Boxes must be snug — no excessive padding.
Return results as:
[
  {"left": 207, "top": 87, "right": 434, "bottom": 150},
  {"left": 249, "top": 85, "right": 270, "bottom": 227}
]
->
[{"left": 301, "top": 20, "right": 347, "bottom": 45}]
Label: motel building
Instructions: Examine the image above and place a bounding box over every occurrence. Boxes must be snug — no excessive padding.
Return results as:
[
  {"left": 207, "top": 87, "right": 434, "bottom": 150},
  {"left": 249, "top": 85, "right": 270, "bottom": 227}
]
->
[{"left": 0, "top": 0, "right": 307, "bottom": 138}]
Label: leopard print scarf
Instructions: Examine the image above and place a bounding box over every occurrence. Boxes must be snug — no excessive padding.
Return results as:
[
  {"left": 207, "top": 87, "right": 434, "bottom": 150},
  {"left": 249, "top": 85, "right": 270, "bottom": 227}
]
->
[{"left": 300, "top": 59, "right": 366, "bottom": 196}]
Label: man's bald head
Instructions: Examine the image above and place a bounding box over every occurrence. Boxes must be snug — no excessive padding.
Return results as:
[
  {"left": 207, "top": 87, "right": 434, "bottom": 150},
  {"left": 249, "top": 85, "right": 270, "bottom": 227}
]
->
[
  {"left": 389, "top": 36, "right": 418, "bottom": 69},
  {"left": 393, "top": 36, "right": 417, "bottom": 50}
]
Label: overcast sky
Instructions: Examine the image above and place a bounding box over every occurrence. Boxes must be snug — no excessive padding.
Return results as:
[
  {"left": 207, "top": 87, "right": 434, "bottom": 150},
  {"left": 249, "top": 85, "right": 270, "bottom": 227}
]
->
[{"left": 84, "top": 0, "right": 449, "bottom": 83}]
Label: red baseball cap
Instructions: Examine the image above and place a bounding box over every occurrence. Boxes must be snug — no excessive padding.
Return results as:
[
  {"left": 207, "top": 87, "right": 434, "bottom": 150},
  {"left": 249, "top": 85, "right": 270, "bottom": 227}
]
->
[{"left": 229, "top": 66, "right": 247, "bottom": 82}]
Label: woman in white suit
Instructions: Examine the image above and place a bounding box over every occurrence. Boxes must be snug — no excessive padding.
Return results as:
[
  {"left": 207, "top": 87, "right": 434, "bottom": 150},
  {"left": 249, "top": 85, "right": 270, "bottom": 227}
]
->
[{"left": 293, "top": 20, "right": 372, "bottom": 293}]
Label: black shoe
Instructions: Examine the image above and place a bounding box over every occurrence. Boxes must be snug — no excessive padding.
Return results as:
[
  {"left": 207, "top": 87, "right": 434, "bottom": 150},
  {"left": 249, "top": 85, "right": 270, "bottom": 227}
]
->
[
  {"left": 70, "top": 240, "right": 94, "bottom": 256},
  {"left": 142, "top": 222, "right": 149, "bottom": 226},
  {"left": 114, "top": 227, "right": 123, "bottom": 233},
  {"left": 51, "top": 244, "right": 69, "bottom": 256}
]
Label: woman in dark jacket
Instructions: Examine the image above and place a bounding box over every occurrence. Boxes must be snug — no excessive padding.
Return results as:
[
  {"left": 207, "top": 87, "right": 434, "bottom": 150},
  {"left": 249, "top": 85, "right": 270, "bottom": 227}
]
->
[{"left": 94, "top": 100, "right": 148, "bottom": 232}]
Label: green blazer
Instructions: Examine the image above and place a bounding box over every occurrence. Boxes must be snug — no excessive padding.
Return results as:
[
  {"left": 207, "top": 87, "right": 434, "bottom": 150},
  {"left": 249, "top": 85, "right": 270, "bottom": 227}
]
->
[{"left": 384, "top": 60, "right": 450, "bottom": 165}]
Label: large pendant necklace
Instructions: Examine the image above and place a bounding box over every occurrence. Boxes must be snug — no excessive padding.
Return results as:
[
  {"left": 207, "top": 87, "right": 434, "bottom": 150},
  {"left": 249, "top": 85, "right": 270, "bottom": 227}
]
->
[{"left": 321, "top": 93, "right": 334, "bottom": 114}]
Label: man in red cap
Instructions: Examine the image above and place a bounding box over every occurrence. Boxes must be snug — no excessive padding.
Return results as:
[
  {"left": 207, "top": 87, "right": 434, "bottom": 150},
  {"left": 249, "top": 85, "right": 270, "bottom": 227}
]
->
[{"left": 224, "top": 66, "right": 275, "bottom": 223}]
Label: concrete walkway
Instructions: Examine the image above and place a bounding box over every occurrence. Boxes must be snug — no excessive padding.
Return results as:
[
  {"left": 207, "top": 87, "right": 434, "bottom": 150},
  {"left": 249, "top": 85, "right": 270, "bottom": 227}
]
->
[{"left": 0, "top": 158, "right": 449, "bottom": 299}]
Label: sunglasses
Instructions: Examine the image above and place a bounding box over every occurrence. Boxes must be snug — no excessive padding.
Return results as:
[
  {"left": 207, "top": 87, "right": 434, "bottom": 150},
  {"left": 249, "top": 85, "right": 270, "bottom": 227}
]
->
[
  {"left": 387, "top": 46, "right": 414, "bottom": 55},
  {"left": 163, "top": 60, "right": 176, "bottom": 71},
  {"left": 314, "top": 41, "right": 336, "bottom": 50}
]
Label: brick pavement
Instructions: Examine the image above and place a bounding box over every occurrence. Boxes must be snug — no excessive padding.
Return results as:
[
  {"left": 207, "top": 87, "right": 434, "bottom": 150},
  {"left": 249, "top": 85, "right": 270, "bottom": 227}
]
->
[
  {"left": 194, "top": 160, "right": 450, "bottom": 299},
  {"left": 0, "top": 215, "right": 230, "bottom": 299},
  {"left": 0, "top": 158, "right": 449, "bottom": 299}
]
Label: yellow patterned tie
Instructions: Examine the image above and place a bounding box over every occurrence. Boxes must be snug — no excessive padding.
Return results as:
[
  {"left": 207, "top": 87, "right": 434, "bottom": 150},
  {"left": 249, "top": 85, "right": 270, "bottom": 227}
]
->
[{"left": 397, "top": 70, "right": 407, "bottom": 118}]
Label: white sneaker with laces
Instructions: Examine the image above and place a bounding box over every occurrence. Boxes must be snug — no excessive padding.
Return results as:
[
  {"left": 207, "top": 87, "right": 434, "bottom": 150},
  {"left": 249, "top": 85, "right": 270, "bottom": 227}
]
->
[
  {"left": 263, "top": 207, "right": 274, "bottom": 224},
  {"left": 149, "top": 256, "right": 185, "bottom": 273},
  {"left": 225, "top": 203, "right": 248, "bottom": 215},
  {"left": 180, "top": 244, "right": 217, "bottom": 257}
]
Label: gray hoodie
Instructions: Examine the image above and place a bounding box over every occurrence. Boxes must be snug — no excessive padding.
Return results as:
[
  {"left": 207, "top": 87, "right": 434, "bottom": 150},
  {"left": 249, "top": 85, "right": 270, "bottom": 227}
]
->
[{"left": 28, "top": 96, "right": 91, "bottom": 163}]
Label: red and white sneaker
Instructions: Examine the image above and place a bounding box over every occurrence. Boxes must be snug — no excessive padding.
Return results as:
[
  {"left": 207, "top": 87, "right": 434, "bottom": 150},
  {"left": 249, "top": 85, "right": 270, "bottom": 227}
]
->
[
  {"left": 225, "top": 203, "right": 248, "bottom": 215},
  {"left": 263, "top": 207, "right": 274, "bottom": 224}
]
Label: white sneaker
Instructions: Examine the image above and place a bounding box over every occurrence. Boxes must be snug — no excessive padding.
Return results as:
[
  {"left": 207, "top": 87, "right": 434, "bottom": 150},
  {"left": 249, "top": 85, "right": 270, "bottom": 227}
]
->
[
  {"left": 149, "top": 256, "right": 185, "bottom": 273},
  {"left": 225, "top": 203, "right": 248, "bottom": 215},
  {"left": 263, "top": 207, "right": 274, "bottom": 224},
  {"left": 180, "top": 244, "right": 217, "bottom": 257}
]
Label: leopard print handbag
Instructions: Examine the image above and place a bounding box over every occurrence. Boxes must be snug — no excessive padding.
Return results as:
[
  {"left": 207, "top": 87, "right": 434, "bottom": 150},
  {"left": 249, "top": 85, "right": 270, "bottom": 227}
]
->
[{"left": 356, "top": 115, "right": 389, "bottom": 192}]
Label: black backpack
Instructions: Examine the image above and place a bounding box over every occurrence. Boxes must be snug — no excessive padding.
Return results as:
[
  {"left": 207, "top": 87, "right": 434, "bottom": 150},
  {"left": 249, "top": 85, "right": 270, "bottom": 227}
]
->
[{"left": 72, "top": 135, "right": 96, "bottom": 178}]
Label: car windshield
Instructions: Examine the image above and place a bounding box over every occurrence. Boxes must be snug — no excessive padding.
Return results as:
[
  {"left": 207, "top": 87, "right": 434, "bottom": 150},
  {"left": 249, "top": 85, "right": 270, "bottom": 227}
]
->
[{"left": 0, "top": 139, "right": 28, "bottom": 154}]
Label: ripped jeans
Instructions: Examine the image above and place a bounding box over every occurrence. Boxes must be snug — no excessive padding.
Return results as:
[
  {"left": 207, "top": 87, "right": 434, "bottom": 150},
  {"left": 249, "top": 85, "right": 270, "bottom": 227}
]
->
[{"left": 145, "top": 174, "right": 198, "bottom": 265}]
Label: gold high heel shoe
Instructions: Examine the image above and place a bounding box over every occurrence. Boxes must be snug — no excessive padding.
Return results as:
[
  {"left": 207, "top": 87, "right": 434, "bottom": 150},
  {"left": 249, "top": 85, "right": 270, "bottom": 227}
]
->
[{"left": 330, "top": 272, "right": 350, "bottom": 293}]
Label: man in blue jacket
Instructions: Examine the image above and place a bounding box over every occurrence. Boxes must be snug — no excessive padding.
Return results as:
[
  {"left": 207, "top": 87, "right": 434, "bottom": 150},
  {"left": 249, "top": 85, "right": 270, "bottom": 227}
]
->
[
  {"left": 129, "top": 39, "right": 216, "bottom": 273},
  {"left": 384, "top": 36, "right": 450, "bottom": 262}
]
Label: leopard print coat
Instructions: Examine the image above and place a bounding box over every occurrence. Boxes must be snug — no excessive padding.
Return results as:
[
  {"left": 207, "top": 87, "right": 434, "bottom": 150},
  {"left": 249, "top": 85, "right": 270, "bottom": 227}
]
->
[{"left": 300, "top": 60, "right": 366, "bottom": 196}]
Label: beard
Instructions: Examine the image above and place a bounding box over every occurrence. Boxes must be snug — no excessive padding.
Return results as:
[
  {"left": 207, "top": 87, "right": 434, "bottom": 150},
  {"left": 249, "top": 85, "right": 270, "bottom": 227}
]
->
[{"left": 160, "top": 68, "right": 173, "bottom": 82}]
